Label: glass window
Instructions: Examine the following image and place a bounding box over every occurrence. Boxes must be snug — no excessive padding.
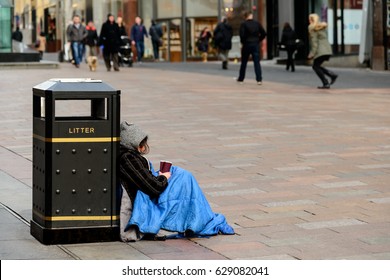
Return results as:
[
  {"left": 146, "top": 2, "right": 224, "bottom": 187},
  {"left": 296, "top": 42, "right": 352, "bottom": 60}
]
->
[
  {"left": 186, "top": 0, "right": 218, "bottom": 17},
  {"left": 222, "top": 0, "right": 251, "bottom": 34},
  {"left": 158, "top": 0, "right": 181, "bottom": 19},
  {"left": 0, "top": 7, "right": 12, "bottom": 52}
]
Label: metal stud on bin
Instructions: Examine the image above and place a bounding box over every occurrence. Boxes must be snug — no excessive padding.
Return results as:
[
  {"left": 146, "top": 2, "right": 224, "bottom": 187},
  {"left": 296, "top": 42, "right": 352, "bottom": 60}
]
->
[{"left": 31, "top": 78, "right": 120, "bottom": 244}]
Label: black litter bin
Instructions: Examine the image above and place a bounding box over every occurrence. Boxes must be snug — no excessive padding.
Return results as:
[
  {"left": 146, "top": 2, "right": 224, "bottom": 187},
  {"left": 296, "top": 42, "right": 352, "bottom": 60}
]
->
[{"left": 31, "top": 78, "right": 121, "bottom": 244}]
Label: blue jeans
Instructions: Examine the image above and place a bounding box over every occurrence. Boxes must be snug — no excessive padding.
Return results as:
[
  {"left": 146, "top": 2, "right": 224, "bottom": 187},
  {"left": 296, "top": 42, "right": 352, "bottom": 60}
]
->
[
  {"left": 71, "top": 42, "right": 84, "bottom": 65},
  {"left": 238, "top": 43, "right": 262, "bottom": 82},
  {"left": 135, "top": 41, "right": 145, "bottom": 62}
]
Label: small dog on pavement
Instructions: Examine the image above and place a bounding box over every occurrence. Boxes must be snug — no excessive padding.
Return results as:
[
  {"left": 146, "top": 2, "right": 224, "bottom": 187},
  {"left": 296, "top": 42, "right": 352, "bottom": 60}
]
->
[{"left": 87, "top": 56, "right": 98, "bottom": 71}]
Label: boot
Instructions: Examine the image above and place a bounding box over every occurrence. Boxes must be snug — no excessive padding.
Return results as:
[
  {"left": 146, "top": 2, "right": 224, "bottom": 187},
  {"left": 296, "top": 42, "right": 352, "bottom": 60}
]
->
[
  {"left": 202, "top": 52, "right": 208, "bottom": 62},
  {"left": 313, "top": 66, "right": 329, "bottom": 88},
  {"left": 322, "top": 67, "right": 337, "bottom": 84},
  {"left": 222, "top": 61, "right": 228, "bottom": 70}
]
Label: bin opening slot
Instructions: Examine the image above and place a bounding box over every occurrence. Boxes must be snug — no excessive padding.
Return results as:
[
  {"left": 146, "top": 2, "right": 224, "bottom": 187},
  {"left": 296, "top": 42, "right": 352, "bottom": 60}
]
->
[
  {"left": 33, "top": 96, "right": 45, "bottom": 118},
  {"left": 55, "top": 98, "right": 108, "bottom": 120}
]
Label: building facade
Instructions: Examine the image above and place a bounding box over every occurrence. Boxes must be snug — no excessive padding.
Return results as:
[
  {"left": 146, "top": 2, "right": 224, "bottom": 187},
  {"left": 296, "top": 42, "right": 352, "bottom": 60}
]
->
[{"left": 12, "top": 0, "right": 389, "bottom": 69}]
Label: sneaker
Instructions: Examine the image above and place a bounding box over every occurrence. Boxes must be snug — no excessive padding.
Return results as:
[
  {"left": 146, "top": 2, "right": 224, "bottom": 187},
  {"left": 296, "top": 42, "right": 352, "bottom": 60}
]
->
[{"left": 257, "top": 81, "right": 262, "bottom": 85}]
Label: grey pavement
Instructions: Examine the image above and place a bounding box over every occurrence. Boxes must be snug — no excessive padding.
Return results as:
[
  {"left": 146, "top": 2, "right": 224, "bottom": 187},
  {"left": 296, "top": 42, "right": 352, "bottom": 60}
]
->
[{"left": 0, "top": 56, "right": 390, "bottom": 260}]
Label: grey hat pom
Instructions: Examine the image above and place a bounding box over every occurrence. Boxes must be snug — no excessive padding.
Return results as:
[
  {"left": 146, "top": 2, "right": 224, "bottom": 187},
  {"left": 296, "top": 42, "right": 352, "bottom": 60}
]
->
[{"left": 120, "top": 121, "right": 148, "bottom": 150}]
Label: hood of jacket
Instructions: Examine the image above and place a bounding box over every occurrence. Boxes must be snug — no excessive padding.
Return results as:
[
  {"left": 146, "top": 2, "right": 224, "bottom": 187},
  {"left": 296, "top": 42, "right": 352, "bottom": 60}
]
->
[{"left": 309, "top": 22, "right": 328, "bottom": 32}]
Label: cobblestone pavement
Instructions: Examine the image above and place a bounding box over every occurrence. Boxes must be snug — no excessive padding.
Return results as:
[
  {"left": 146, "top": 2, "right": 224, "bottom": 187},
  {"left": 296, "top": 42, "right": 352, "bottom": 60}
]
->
[{"left": 1, "top": 58, "right": 389, "bottom": 260}]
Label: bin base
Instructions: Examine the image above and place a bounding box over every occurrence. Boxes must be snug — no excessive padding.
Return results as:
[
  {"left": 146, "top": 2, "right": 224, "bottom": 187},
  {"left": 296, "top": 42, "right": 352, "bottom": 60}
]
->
[{"left": 30, "top": 220, "right": 119, "bottom": 245}]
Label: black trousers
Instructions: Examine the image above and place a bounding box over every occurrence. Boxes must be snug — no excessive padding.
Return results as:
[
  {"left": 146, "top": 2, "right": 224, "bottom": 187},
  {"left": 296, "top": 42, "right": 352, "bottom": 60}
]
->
[
  {"left": 312, "top": 55, "right": 336, "bottom": 85},
  {"left": 286, "top": 48, "right": 295, "bottom": 71},
  {"left": 238, "top": 43, "right": 262, "bottom": 82}
]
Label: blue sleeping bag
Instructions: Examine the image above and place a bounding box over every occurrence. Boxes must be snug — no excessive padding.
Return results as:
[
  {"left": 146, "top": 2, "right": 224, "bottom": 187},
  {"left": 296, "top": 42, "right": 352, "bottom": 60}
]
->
[{"left": 126, "top": 164, "right": 234, "bottom": 236}]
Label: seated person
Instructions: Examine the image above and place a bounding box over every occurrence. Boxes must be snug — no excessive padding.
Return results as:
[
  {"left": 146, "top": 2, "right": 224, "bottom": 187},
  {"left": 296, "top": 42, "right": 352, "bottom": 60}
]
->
[{"left": 119, "top": 121, "right": 234, "bottom": 241}]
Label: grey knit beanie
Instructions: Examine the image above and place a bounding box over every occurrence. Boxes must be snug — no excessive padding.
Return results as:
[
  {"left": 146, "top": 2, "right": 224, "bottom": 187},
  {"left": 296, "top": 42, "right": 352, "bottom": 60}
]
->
[{"left": 120, "top": 121, "right": 148, "bottom": 150}]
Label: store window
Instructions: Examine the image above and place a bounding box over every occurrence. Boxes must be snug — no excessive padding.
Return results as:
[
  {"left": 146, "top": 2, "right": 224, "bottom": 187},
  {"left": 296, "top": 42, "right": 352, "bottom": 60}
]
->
[
  {"left": 387, "top": 0, "right": 390, "bottom": 69},
  {"left": 311, "top": 0, "right": 363, "bottom": 54},
  {"left": 158, "top": 0, "right": 182, "bottom": 18},
  {"left": 0, "top": 2, "right": 12, "bottom": 53}
]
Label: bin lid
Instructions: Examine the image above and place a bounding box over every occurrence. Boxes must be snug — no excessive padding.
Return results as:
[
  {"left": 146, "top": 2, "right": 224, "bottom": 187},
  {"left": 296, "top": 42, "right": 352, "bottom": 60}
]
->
[{"left": 33, "top": 78, "right": 118, "bottom": 93}]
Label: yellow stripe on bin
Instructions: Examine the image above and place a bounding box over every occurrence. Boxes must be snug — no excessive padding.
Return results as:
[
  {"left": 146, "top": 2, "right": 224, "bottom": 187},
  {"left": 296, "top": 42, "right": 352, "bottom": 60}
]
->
[
  {"left": 33, "top": 134, "right": 120, "bottom": 143},
  {"left": 33, "top": 211, "right": 119, "bottom": 222}
]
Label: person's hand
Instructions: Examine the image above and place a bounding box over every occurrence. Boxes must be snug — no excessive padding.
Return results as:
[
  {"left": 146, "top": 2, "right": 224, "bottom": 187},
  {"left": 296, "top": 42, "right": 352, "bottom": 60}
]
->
[
  {"left": 307, "top": 54, "right": 314, "bottom": 59},
  {"left": 159, "top": 171, "right": 171, "bottom": 180},
  {"left": 131, "top": 40, "right": 135, "bottom": 45}
]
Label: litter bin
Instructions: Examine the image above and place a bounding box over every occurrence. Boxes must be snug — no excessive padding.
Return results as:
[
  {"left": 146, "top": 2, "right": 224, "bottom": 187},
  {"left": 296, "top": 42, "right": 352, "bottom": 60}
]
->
[{"left": 31, "top": 78, "right": 121, "bottom": 244}]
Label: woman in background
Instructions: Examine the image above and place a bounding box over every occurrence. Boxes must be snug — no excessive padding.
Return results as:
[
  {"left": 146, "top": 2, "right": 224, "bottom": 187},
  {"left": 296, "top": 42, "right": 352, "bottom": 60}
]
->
[
  {"left": 281, "top": 22, "right": 297, "bottom": 72},
  {"left": 307, "top": 13, "right": 338, "bottom": 89}
]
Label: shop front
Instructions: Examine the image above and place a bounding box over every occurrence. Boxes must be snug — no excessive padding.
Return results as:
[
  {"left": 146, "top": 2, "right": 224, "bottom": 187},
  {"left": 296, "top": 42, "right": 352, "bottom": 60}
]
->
[
  {"left": 292, "top": 0, "right": 366, "bottom": 59},
  {"left": 13, "top": 0, "right": 127, "bottom": 53},
  {"left": 0, "top": 0, "right": 13, "bottom": 53},
  {"left": 139, "top": 0, "right": 261, "bottom": 62}
]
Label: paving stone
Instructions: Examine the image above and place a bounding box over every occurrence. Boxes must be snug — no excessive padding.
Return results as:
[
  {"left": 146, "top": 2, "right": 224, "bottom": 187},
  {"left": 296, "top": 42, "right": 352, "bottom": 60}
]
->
[
  {"left": 64, "top": 242, "right": 151, "bottom": 260},
  {"left": 206, "top": 188, "right": 265, "bottom": 197},
  {"left": 359, "top": 164, "right": 390, "bottom": 169},
  {"left": 274, "top": 166, "right": 314, "bottom": 171},
  {"left": 359, "top": 236, "right": 390, "bottom": 245},
  {"left": 314, "top": 180, "right": 367, "bottom": 189},
  {"left": 1, "top": 61, "right": 390, "bottom": 260},
  {"left": 296, "top": 219, "right": 367, "bottom": 230},
  {"left": 263, "top": 200, "right": 317, "bottom": 207},
  {"left": 369, "top": 197, "right": 390, "bottom": 204}
]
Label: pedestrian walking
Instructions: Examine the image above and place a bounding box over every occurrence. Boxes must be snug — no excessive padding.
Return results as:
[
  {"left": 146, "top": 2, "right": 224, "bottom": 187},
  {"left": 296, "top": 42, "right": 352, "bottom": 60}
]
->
[
  {"left": 85, "top": 20, "right": 98, "bottom": 57},
  {"left": 307, "top": 13, "right": 338, "bottom": 89},
  {"left": 85, "top": 20, "right": 99, "bottom": 71},
  {"left": 12, "top": 27, "right": 23, "bottom": 53},
  {"left": 118, "top": 121, "right": 234, "bottom": 242},
  {"left": 197, "top": 27, "right": 212, "bottom": 62},
  {"left": 117, "top": 16, "right": 127, "bottom": 36},
  {"left": 99, "top": 13, "right": 121, "bottom": 71},
  {"left": 130, "top": 16, "right": 148, "bottom": 63},
  {"left": 66, "top": 15, "right": 87, "bottom": 68},
  {"left": 280, "top": 22, "right": 297, "bottom": 72},
  {"left": 213, "top": 17, "right": 233, "bottom": 69},
  {"left": 36, "top": 32, "right": 46, "bottom": 60},
  {"left": 237, "top": 12, "right": 267, "bottom": 85},
  {"left": 149, "top": 20, "right": 163, "bottom": 61}
]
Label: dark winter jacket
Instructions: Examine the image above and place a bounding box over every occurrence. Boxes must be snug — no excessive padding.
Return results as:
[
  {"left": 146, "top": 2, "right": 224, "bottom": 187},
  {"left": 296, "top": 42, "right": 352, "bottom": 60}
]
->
[
  {"left": 130, "top": 24, "right": 148, "bottom": 42},
  {"left": 99, "top": 20, "right": 121, "bottom": 53},
  {"left": 119, "top": 146, "right": 168, "bottom": 205},
  {"left": 213, "top": 21, "right": 233, "bottom": 50},
  {"left": 149, "top": 24, "right": 163, "bottom": 42},
  {"left": 239, "top": 19, "right": 266, "bottom": 45},
  {"left": 197, "top": 30, "right": 212, "bottom": 52},
  {"left": 66, "top": 23, "right": 87, "bottom": 43},
  {"left": 85, "top": 25, "right": 98, "bottom": 46},
  {"left": 281, "top": 26, "right": 297, "bottom": 50},
  {"left": 12, "top": 29, "right": 23, "bottom": 42},
  {"left": 118, "top": 25, "right": 127, "bottom": 37}
]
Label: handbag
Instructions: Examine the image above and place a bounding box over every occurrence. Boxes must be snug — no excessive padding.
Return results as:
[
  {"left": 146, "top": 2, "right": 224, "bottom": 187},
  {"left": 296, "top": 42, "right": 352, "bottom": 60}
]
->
[
  {"left": 295, "top": 39, "right": 304, "bottom": 49},
  {"left": 277, "top": 42, "right": 286, "bottom": 51}
]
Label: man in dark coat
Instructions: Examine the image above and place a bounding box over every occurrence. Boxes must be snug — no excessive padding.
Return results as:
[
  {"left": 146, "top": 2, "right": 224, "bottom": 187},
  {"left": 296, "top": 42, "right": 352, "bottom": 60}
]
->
[
  {"left": 130, "top": 16, "right": 148, "bottom": 63},
  {"left": 149, "top": 20, "right": 163, "bottom": 61},
  {"left": 214, "top": 17, "right": 233, "bottom": 70},
  {"left": 99, "top": 14, "right": 121, "bottom": 71},
  {"left": 237, "top": 12, "right": 267, "bottom": 85}
]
